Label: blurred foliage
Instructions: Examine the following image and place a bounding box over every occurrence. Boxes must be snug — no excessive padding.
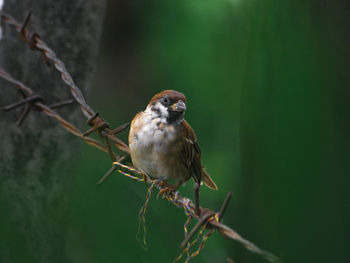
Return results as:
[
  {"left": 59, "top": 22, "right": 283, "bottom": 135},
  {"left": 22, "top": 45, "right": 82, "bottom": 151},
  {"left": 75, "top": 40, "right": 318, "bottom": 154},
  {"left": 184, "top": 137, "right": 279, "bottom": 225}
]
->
[{"left": 66, "top": 1, "right": 349, "bottom": 263}]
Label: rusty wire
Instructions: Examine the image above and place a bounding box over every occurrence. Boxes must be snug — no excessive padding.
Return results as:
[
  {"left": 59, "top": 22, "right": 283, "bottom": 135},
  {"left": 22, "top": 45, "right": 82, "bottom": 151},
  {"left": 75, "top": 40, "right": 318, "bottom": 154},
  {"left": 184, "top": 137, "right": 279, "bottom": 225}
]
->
[
  {"left": 0, "top": 12, "right": 280, "bottom": 263},
  {"left": 0, "top": 12, "right": 129, "bottom": 158},
  {"left": 112, "top": 162, "right": 280, "bottom": 263},
  {"left": 0, "top": 69, "right": 116, "bottom": 157}
]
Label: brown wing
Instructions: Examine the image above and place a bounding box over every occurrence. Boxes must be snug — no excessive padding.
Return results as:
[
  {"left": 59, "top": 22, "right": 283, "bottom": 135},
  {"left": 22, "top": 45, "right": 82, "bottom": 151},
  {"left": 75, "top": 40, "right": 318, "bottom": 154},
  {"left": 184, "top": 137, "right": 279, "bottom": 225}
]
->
[
  {"left": 181, "top": 121, "right": 218, "bottom": 189},
  {"left": 181, "top": 121, "right": 202, "bottom": 184}
]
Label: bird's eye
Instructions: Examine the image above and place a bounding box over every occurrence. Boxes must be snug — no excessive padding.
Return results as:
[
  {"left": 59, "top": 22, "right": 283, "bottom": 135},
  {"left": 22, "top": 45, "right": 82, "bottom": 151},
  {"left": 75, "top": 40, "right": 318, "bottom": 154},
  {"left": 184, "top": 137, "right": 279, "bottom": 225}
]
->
[{"left": 161, "top": 96, "right": 170, "bottom": 106}]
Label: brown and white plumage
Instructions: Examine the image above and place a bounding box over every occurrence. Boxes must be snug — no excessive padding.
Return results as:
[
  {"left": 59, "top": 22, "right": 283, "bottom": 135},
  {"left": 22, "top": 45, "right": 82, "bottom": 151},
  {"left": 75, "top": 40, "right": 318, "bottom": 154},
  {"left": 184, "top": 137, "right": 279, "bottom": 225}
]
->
[
  {"left": 128, "top": 90, "right": 217, "bottom": 191},
  {"left": 180, "top": 120, "right": 217, "bottom": 189}
]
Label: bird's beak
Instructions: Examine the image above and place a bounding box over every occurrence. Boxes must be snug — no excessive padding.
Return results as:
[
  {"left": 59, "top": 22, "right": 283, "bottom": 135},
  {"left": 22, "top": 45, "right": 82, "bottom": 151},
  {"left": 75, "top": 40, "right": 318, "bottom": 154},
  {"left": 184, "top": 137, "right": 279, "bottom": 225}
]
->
[{"left": 170, "top": 100, "right": 186, "bottom": 112}]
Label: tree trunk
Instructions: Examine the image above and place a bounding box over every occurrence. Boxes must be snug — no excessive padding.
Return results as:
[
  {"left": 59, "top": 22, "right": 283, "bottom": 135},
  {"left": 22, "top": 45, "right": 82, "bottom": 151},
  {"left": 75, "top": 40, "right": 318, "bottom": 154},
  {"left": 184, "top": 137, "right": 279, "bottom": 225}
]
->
[{"left": 0, "top": 1, "right": 105, "bottom": 262}]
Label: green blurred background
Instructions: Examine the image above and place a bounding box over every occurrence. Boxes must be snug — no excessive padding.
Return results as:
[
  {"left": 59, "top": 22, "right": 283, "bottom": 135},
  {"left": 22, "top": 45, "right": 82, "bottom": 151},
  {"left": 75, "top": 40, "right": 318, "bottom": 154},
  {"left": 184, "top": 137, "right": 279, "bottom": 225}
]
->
[{"left": 66, "top": 1, "right": 350, "bottom": 262}]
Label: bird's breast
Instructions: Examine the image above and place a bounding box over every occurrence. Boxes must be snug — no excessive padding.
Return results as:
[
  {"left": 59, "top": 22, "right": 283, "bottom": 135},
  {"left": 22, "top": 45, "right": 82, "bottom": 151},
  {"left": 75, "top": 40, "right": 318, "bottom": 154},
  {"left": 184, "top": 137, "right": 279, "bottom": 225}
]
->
[{"left": 129, "top": 112, "right": 187, "bottom": 181}]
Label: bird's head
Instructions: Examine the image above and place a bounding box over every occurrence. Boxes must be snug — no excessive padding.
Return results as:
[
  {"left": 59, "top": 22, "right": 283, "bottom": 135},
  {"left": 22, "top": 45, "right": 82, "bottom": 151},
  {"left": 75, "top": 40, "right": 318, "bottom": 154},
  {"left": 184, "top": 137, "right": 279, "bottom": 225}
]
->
[{"left": 147, "top": 90, "right": 187, "bottom": 123}]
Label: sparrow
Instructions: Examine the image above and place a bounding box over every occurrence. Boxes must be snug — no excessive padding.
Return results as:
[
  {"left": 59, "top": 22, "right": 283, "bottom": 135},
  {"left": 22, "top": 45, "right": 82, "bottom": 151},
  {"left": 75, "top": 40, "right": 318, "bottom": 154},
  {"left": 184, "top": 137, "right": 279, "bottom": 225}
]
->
[{"left": 128, "top": 90, "right": 217, "bottom": 214}]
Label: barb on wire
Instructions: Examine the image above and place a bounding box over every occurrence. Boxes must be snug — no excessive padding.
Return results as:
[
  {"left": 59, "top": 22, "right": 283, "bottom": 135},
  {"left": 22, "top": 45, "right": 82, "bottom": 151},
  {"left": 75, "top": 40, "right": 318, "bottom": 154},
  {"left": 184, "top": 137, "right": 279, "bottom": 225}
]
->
[
  {"left": 180, "top": 211, "right": 215, "bottom": 249},
  {"left": 111, "top": 162, "right": 280, "bottom": 263},
  {"left": 0, "top": 69, "right": 116, "bottom": 156},
  {"left": 3, "top": 12, "right": 95, "bottom": 118},
  {"left": 0, "top": 12, "right": 281, "bottom": 263},
  {"left": 49, "top": 99, "right": 75, "bottom": 109},
  {"left": 175, "top": 213, "right": 216, "bottom": 263},
  {"left": 0, "top": 12, "right": 129, "bottom": 156},
  {"left": 1, "top": 94, "right": 43, "bottom": 111},
  {"left": 112, "top": 122, "right": 130, "bottom": 134},
  {"left": 218, "top": 191, "right": 232, "bottom": 222},
  {"left": 16, "top": 104, "right": 30, "bottom": 126}
]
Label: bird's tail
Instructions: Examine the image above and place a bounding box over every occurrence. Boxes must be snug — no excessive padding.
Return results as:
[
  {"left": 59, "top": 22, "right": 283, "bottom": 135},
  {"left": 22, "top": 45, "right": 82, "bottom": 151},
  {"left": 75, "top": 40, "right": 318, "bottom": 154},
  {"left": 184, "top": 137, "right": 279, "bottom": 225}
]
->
[{"left": 202, "top": 170, "right": 218, "bottom": 190}]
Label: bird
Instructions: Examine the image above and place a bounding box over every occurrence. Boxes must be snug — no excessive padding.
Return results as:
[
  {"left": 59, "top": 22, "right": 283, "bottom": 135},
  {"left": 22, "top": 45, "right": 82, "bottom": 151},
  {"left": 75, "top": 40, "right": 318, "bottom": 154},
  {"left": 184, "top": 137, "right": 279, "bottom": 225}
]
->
[{"left": 128, "top": 90, "right": 217, "bottom": 215}]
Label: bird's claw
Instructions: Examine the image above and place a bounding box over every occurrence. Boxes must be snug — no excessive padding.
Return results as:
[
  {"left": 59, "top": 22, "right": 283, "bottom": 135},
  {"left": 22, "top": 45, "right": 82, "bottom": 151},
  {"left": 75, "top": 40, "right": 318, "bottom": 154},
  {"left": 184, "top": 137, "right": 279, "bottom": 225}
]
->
[
  {"left": 141, "top": 173, "right": 148, "bottom": 182},
  {"left": 157, "top": 184, "right": 179, "bottom": 199}
]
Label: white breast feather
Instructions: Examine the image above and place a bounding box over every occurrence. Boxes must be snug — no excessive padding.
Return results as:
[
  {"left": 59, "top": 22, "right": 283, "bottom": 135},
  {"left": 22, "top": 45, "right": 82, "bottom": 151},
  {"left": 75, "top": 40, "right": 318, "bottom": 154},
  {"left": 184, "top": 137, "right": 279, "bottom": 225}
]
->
[
  {"left": 130, "top": 102, "right": 179, "bottom": 179},
  {"left": 136, "top": 102, "right": 175, "bottom": 148}
]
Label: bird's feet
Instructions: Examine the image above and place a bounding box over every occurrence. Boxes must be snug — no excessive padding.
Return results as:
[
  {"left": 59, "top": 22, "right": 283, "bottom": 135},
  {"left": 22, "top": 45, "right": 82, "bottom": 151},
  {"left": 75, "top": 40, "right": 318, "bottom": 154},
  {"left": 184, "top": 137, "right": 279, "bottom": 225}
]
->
[
  {"left": 157, "top": 182, "right": 180, "bottom": 198},
  {"left": 141, "top": 173, "right": 148, "bottom": 182}
]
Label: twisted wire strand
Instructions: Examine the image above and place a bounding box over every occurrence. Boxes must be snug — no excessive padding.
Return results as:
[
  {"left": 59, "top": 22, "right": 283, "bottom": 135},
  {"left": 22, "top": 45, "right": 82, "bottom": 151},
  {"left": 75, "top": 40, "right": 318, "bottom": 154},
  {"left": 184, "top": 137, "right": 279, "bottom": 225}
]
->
[
  {"left": 0, "top": 69, "right": 110, "bottom": 154},
  {"left": 0, "top": 13, "right": 95, "bottom": 119},
  {"left": 112, "top": 162, "right": 280, "bottom": 263},
  {"left": 137, "top": 182, "right": 155, "bottom": 248}
]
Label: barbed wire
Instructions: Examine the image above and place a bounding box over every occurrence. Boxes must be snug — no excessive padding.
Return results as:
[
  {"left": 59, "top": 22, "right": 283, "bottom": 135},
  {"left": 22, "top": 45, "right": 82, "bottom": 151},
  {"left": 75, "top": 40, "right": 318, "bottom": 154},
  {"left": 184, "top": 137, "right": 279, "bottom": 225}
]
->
[
  {"left": 0, "top": 12, "right": 280, "bottom": 263},
  {"left": 1, "top": 12, "right": 129, "bottom": 157}
]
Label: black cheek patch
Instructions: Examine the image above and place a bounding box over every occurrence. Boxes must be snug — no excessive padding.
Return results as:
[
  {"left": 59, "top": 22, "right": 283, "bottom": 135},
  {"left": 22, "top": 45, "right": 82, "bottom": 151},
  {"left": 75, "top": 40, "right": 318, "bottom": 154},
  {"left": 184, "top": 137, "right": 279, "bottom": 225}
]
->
[{"left": 151, "top": 106, "right": 161, "bottom": 115}]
